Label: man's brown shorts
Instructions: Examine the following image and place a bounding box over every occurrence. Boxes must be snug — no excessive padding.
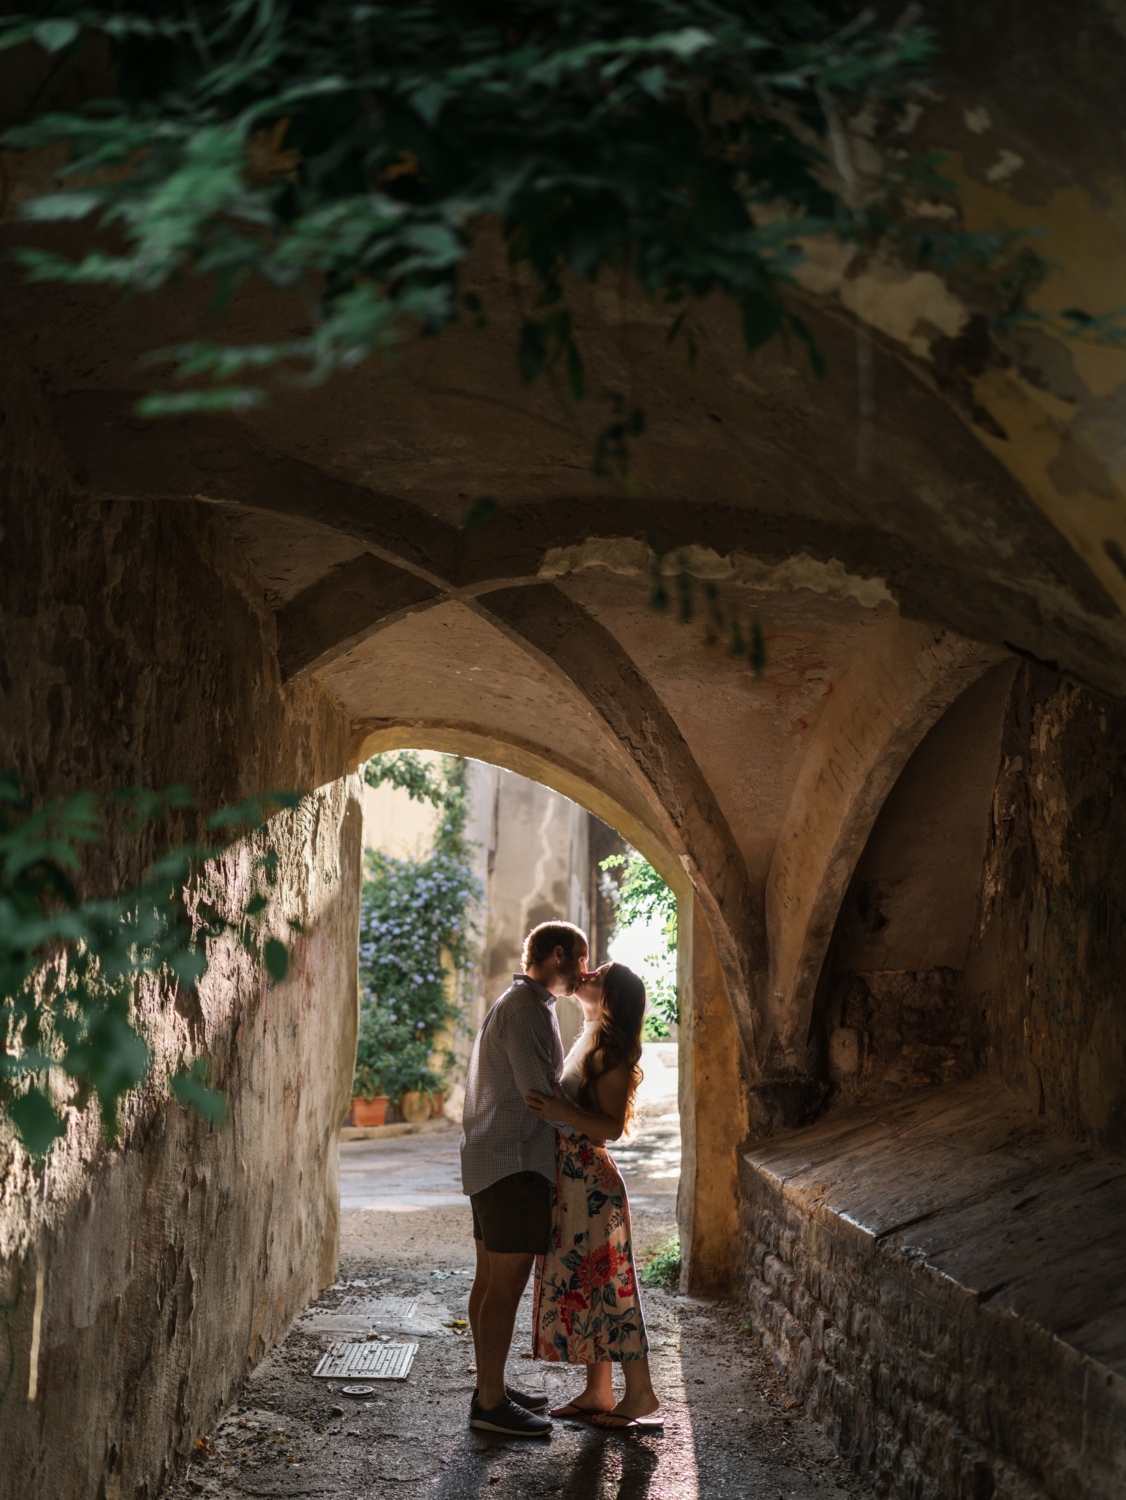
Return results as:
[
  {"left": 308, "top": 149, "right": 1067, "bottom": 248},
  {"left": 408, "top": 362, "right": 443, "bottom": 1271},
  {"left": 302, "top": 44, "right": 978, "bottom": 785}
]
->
[{"left": 470, "top": 1170, "right": 552, "bottom": 1255}]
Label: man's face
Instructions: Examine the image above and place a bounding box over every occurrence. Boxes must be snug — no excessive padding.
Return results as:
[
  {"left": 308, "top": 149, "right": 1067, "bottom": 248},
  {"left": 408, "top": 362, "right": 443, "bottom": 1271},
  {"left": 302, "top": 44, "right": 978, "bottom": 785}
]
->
[{"left": 556, "top": 941, "right": 588, "bottom": 994}]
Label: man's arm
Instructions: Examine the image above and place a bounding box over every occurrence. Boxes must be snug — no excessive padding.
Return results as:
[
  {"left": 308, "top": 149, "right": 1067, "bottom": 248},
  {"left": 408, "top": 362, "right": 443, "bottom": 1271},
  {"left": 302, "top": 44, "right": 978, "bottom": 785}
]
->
[{"left": 525, "top": 1068, "right": 629, "bottom": 1142}]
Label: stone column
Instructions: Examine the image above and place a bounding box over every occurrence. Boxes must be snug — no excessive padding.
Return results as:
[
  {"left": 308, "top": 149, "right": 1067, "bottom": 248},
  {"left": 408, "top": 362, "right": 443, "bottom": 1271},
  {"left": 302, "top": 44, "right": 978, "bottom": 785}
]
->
[{"left": 677, "top": 895, "right": 746, "bottom": 1295}]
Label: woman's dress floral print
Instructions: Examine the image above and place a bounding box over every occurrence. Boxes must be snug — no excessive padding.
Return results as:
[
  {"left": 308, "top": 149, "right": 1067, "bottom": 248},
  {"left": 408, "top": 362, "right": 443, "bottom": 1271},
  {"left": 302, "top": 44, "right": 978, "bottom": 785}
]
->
[{"left": 532, "top": 1132, "right": 649, "bottom": 1363}]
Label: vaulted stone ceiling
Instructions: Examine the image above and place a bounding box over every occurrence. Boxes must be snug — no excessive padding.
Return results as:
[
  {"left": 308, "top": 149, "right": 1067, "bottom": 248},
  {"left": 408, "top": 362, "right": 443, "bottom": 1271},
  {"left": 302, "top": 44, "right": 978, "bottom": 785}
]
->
[
  {"left": 1, "top": 205, "right": 1120, "bottom": 1067},
  {"left": 6, "top": 221, "right": 1122, "bottom": 672}
]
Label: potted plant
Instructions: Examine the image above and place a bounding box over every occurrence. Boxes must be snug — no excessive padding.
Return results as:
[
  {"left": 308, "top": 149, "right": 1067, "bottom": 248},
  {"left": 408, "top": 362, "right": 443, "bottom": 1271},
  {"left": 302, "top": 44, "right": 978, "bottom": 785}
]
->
[
  {"left": 351, "top": 1003, "right": 392, "bottom": 1127},
  {"left": 350, "top": 1093, "right": 388, "bottom": 1128},
  {"left": 384, "top": 1041, "right": 445, "bottom": 1125}
]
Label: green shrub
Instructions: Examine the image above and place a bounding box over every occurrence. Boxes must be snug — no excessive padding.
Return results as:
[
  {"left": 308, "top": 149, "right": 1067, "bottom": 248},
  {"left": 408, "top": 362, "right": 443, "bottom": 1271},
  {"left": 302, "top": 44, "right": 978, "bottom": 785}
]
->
[
  {"left": 639, "top": 1234, "right": 681, "bottom": 1289},
  {"left": 601, "top": 852, "right": 678, "bottom": 1038},
  {"left": 354, "top": 755, "right": 481, "bottom": 1102}
]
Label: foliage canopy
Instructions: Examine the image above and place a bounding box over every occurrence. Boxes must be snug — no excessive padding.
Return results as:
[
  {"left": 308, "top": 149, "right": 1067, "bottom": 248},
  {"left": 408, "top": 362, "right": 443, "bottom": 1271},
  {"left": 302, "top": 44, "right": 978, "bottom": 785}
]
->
[{"left": 1, "top": 1, "right": 936, "bottom": 419}]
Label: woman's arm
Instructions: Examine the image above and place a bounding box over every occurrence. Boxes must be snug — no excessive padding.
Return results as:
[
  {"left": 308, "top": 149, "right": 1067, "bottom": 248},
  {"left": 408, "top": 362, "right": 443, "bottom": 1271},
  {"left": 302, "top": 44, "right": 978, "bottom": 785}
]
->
[{"left": 525, "top": 1061, "right": 632, "bottom": 1142}]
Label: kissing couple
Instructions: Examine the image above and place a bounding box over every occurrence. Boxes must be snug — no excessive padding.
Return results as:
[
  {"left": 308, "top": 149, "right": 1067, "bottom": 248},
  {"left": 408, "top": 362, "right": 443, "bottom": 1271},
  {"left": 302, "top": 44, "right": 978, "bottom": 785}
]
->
[{"left": 459, "top": 920, "right": 663, "bottom": 1437}]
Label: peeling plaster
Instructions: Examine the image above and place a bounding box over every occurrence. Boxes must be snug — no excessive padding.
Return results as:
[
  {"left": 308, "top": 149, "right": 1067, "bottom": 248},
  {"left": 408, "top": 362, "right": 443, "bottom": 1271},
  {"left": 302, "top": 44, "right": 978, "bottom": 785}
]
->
[
  {"left": 970, "top": 367, "right": 1126, "bottom": 619},
  {"left": 963, "top": 106, "right": 993, "bottom": 135},
  {"left": 910, "top": 162, "right": 1126, "bottom": 619},
  {"left": 539, "top": 537, "right": 894, "bottom": 610},
  {"left": 984, "top": 149, "right": 1025, "bottom": 184},
  {"left": 837, "top": 265, "right": 969, "bottom": 359},
  {"left": 787, "top": 233, "right": 970, "bottom": 358}
]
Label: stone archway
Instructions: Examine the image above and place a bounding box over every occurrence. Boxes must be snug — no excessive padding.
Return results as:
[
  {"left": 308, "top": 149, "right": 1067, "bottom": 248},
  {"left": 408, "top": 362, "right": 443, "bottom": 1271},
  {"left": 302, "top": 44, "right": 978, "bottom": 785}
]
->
[{"left": 350, "top": 721, "right": 740, "bottom": 1296}]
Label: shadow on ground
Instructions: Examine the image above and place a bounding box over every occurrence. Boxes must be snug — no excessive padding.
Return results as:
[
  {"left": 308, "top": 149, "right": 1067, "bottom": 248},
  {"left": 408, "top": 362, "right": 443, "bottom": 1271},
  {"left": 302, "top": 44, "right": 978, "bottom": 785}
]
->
[{"left": 160, "top": 1074, "right": 867, "bottom": 1500}]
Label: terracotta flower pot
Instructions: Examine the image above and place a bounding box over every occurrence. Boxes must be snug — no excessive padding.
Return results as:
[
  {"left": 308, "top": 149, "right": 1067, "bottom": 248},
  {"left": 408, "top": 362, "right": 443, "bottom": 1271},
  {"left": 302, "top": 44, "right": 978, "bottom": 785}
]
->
[
  {"left": 429, "top": 1091, "right": 445, "bottom": 1119},
  {"left": 350, "top": 1095, "right": 388, "bottom": 1128},
  {"left": 399, "top": 1090, "right": 431, "bottom": 1124}
]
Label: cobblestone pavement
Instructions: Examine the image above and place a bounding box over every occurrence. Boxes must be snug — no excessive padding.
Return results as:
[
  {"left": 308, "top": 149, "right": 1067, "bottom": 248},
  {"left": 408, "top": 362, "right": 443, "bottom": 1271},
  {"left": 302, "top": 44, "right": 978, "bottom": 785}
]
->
[{"left": 163, "top": 1059, "right": 868, "bottom": 1500}]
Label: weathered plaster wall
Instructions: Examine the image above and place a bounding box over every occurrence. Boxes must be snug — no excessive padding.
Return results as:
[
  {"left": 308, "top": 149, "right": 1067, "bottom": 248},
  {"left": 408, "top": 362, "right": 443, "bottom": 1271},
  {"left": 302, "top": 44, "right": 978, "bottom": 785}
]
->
[
  {"left": 814, "top": 664, "right": 1015, "bottom": 1113},
  {"left": 815, "top": 656, "right": 1126, "bottom": 1147},
  {"left": 0, "top": 365, "right": 359, "bottom": 1500},
  {"left": 480, "top": 768, "right": 592, "bottom": 1052},
  {"left": 964, "top": 665, "right": 1126, "bottom": 1150}
]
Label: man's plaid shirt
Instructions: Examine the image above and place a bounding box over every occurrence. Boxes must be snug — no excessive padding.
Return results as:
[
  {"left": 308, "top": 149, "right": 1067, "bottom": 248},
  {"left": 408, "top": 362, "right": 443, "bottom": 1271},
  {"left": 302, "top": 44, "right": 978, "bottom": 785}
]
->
[{"left": 459, "top": 974, "right": 565, "bottom": 1197}]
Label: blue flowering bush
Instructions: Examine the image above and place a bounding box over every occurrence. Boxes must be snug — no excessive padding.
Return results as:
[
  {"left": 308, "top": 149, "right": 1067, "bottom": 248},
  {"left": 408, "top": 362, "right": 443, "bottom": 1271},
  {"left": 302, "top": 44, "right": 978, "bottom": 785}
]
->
[{"left": 354, "top": 755, "right": 481, "bottom": 1103}]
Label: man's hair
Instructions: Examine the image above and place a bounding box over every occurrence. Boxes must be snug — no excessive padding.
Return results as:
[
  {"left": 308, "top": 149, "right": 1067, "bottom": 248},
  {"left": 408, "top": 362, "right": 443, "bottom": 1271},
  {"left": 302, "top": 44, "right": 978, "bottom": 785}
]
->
[{"left": 522, "top": 921, "right": 587, "bottom": 971}]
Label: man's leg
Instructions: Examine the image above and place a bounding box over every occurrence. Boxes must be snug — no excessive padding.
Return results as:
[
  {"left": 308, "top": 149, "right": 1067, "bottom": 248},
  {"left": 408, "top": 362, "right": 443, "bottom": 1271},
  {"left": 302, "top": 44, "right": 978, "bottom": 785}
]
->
[
  {"left": 467, "top": 1235, "right": 490, "bottom": 1375},
  {"left": 475, "top": 1250, "right": 535, "bottom": 1410}
]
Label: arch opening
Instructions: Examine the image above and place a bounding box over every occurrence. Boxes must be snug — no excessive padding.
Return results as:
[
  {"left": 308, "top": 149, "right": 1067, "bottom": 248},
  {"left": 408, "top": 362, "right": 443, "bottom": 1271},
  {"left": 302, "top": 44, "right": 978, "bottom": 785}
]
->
[{"left": 347, "top": 738, "right": 695, "bottom": 1280}]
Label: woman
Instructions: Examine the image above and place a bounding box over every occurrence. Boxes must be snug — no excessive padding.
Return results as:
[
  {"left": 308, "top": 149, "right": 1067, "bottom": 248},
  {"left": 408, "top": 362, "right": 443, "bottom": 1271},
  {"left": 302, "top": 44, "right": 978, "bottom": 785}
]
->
[{"left": 524, "top": 961, "right": 662, "bottom": 1429}]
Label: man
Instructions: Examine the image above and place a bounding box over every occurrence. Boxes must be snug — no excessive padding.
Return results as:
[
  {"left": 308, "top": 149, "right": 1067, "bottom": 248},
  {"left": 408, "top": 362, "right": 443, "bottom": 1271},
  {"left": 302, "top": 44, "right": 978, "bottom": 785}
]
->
[{"left": 460, "top": 920, "right": 588, "bottom": 1437}]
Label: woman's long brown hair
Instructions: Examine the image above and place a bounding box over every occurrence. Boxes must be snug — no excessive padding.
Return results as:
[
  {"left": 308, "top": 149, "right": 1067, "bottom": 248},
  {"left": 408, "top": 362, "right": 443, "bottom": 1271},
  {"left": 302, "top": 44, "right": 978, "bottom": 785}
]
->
[{"left": 577, "top": 962, "right": 646, "bottom": 1136}]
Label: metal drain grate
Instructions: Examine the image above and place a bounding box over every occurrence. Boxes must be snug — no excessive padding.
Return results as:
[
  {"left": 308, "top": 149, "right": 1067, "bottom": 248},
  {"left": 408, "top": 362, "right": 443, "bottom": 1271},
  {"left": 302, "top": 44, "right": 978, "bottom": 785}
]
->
[
  {"left": 362, "top": 1296, "right": 418, "bottom": 1320},
  {"left": 312, "top": 1341, "right": 418, "bottom": 1381}
]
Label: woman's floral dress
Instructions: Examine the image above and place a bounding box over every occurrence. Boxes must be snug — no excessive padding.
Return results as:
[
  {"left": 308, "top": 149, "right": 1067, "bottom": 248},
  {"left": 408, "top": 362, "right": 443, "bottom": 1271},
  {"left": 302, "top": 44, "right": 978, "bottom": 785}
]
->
[{"left": 532, "top": 1130, "right": 649, "bottom": 1363}]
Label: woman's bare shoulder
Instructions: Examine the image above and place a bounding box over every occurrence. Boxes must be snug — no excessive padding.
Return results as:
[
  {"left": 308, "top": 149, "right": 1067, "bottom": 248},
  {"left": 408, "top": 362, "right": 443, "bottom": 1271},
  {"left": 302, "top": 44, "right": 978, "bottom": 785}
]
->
[{"left": 592, "top": 1056, "right": 633, "bottom": 1104}]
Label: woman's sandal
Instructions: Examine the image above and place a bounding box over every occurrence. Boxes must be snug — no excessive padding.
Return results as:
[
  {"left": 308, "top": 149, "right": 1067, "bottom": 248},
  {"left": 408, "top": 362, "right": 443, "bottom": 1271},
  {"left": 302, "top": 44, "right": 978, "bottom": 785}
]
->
[
  {"left": 590, "top": 1410, "right": 664, "bottom": 1430},
  {"left": 550, "top": 1402, "right": 611, "bottom": 1420}
]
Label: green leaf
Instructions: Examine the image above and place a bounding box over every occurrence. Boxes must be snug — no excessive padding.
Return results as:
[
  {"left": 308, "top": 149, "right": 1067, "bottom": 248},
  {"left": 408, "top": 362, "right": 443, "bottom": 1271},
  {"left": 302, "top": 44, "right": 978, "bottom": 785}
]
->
[
  {"left": 171, "top": 1062, "right": 227, "bottom": 1127},
  {"left": 168, "top": 949, "right": 208, "bottom": 988},
  {"left": 566, "top": 343, "right": 586, "bottom": 401},
  {"left": 20, "top": 192, "right": 104, "bottom": 223},
  {"left": 742, "top": 292, "right": 784, "bottom": 352},
  {"left": 787, "top": 313, "right": 826, "bottom": 376},
  {"left": 410, "top": 82, "right": 446, "bottom": 125},
  {"left": 33, "top": 19, "right": 80, "bottom": 54},
  {"left": 518, "top": 321, "right": 547, "bottom": 384},
  {"left": 76, "top": 1010, "right": 152, "bottom": 1109},
  {"left": 465, "top": 496, "right": 497, "bottom": 528},
  {"left": 751, "top": 621, "right": 767, "bottom": 676},
  {"left": 263, "top": 938, "right": 288, "bottom": 982},
  {"left": 134, "top": 389, "right": 266, "bottom": 417},
  {"left": 0, "top": 23, "right": 36, "bottom": 54},
  {"left": 9, "top": 1086, "right": 65, "bottom": 1157}
]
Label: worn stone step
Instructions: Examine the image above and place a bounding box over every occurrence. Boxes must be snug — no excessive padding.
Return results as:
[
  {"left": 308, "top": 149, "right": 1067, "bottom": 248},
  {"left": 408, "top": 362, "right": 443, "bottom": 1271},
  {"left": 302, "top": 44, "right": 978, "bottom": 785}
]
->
[{"left": 740, "top": 1077, "right": 1126, "bottom": 1500}]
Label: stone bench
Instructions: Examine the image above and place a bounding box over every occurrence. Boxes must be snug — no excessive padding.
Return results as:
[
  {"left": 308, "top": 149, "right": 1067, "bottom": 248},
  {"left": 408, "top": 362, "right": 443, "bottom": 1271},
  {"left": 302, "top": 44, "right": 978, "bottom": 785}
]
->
[{"left": 739, "top": 1077, "right": 1126, "bottom": 1500}]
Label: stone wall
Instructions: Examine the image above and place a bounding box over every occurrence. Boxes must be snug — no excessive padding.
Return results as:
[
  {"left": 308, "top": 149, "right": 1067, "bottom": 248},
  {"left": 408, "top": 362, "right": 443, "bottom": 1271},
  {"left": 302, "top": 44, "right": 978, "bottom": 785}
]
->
[
  {"left": 739, "top": 1080, "right": 1126, "bottom": 1500},
  {"left": 963, "top": 666, "right": 1126, "bottom": 1151},
  {"left": 811, "top": 659, "right": 1126, "bottom": 1146},
  {"left": 0, "top": 366, "right": 359, "bottom": 1500},
  {"left": 739, "top": 661, "right": 1126, "bottom": 1497},
  {"left": 818, "top": 967, "right": 973, "bottom": 1109}
]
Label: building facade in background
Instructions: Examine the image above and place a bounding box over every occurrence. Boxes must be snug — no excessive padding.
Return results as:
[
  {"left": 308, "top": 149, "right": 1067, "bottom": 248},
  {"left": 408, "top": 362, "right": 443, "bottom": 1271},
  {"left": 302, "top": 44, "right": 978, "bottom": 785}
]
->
[{"left": 361, "top": 756, "right": 626, "bottom": 1069}]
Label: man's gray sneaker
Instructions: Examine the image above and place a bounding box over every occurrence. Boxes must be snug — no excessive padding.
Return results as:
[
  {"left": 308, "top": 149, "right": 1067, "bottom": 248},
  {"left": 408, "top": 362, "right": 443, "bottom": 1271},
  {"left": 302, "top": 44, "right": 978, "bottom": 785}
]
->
[
  {"left": 472, "top": 1385, "right": 548, "bottom": 1414},
  {"left": 469, "top": 1395, "right": 552, "bottom": 1437}
]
